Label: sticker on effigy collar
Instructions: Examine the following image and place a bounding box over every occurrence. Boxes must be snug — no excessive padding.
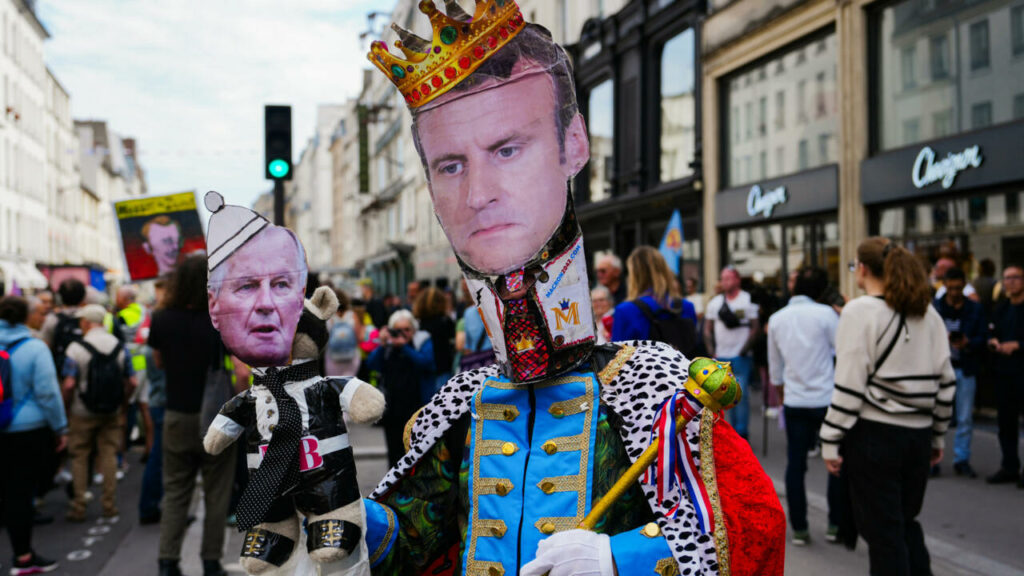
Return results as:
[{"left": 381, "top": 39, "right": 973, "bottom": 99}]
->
[{"left": 204, "top": 191, "right": 308, "bottom": 368}]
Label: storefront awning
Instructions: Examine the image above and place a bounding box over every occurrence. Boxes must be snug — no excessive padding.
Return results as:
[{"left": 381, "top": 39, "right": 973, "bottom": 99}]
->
[{"left": 0, "top": 258, "right": 49, "bottom": 293}]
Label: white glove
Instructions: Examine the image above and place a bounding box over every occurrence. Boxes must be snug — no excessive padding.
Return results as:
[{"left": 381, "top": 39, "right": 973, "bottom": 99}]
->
[{"left": 520, "top": 529, "right": 615, "bottom": 576}]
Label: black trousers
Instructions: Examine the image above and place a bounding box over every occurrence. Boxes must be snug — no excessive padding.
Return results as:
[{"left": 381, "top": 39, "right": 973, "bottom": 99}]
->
[
  {"left": 0, "top": 427, "right": 53, "bottom": 556},
  {"left": 844, "top": 420, "right": 932, "bottom": 576},
  {"left": 784, "top": 406, "right": 839, "bottom": 531},
  {"left": 994, "top": 372, "right": 1024, "bottom": 472}
]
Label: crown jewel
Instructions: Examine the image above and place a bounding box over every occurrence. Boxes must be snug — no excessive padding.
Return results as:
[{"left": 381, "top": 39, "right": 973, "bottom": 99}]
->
[{"left": 367, "top": 0, "right": 525, "bottom": 109}]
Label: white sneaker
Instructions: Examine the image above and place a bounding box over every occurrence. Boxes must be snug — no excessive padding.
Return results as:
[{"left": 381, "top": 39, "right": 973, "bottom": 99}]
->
[
  {"left": 54, "top": 469, "right": 73, "bottom": 485},
  {"left": 115, "top": 469, "right": 125, "bottom": 481},
  {"left": 808, "top": 445, "right": 821, "bottom": 459},
  {"left": 92, "top": 473, "right": 103, "bottom": 485},
  {"left": 764, "top": 407, "right": 779, "bottom": 419}
]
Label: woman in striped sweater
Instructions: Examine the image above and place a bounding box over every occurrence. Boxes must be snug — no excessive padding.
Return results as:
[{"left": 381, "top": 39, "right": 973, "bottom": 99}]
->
[{"left": 821, "top": 237, "right": 955, "bottom": 576}]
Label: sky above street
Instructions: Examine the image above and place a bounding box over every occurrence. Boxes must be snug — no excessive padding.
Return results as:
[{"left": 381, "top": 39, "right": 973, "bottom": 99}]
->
[{"left": 39, "top": 0, "right": 386, "bottom": 210}]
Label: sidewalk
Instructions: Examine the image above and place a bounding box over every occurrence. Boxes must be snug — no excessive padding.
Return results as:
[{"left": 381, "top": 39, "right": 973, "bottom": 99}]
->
[{"left": 747, "top": 390, "right": 1024, "bottom": 576}]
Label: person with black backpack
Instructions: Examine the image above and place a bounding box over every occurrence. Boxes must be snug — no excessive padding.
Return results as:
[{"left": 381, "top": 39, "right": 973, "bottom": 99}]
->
[
  {"left": 0, "top": 296, "right": 67, "bottom": 575},
  {"left": 42, "top": 279, "right": 87, "bottom": 385},
  {"left": 611, "top": 246, "right": 698, "bottom": 358},
  {"left": 60, "top": 304, "right": 136, "bottom": 522}
]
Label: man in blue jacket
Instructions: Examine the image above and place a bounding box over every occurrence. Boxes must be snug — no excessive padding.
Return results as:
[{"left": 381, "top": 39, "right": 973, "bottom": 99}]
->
[
  {"left": 1, "top": 296, "right": 68, "bottom": 575},
  {"left": 933, "top": 267, "right": 985, "bottom": 478}
]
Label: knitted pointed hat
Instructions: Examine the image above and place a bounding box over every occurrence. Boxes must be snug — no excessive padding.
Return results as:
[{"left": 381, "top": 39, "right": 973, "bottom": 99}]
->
[{"left": 204, "top": 191, "right": 269, "bottom": 271}]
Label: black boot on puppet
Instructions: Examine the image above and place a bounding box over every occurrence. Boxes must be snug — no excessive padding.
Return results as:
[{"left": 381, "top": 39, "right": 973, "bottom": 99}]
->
[{"left": 200, "top": 191, "right": 384, "bottom": 575}]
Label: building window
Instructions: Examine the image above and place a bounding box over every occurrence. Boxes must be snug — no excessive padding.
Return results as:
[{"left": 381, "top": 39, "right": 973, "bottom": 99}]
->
[
  {"left": 659, "top": 28, "right": 695, "bottom": 183},
  {"left": 903, "top": 118, "right": 920, "bottom": 144},
  {"left": 816, "top": 72, "right": 827, "bottom": 118},
  {"left": 587, "top": 79, "right": 614, "bottom": 203},
  {"left": 901, "top": 45, "right": 916, "bottom": 89},
  {"left": 758, "top": 96, "right": 767, "bottom": 136},
  {"left": 797, "top": 80, "right": 808, "bottom": 124},
  {"left": 775, "top": 146, "right": 785, "bottom": 176},
  {"left": 930, "top": 34, "right": 949, "bottom": 80},
  {"left": 1014, "top": 93, "right": 1024, "bottom": 120},
  {"left": 933, "top": 109, "right": 953, "bottom": 137},
  {"left": 759, "top": 151, "right": 767, "bottom": 181},
  {"left": 798, "top": 139, "right": 809, "bottom": 170},
  {"left": 774, "top": 90, "right": 785, "bottom": 130},
  {"left": 731, "top": 106, "right": 740, "bottom": 144},
  {"left": 1014, "top": 5, "right": 1024, "bottom": 56},
  {"left": 745, "top": 102, "right": 752, "bottom": 140},
  {"left": 970, "top": 20, "right": 990, "bottom": 70},
  {"left": 971, "top": 101, "right": 993, "bottom": 128},
  {"left": 818, "top": 134, "right": 830, "bottom": 165}
]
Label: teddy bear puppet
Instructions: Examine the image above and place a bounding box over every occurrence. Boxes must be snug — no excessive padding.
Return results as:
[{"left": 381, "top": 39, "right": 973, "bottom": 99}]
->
[{"left": 203, "top": 283, "right": 385, "bottom": 574}]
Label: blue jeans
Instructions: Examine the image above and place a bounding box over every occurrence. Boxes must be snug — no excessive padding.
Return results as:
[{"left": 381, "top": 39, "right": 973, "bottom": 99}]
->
[
  {"left": 139, "top": 406, "right": 164, "bottom": 518},
  {"left": 722, "top": 355, "right": 751, "bottom": 438},
  {"left": 952, "top": 368, "right": 976, "bottom": 465},
  {"left": 784, "top": 406, "right": 839, "bottom": 531}
]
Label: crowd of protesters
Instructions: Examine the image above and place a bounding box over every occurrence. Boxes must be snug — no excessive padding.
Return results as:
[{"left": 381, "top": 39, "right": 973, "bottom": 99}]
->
[{"left": 0, "top": 238, "right": 1021, "bottom": 575}]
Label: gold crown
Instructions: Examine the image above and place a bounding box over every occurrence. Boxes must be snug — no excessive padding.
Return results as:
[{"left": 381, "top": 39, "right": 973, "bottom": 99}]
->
[{"left": 367, "top": 0, "right": 525, "bottom": 109}]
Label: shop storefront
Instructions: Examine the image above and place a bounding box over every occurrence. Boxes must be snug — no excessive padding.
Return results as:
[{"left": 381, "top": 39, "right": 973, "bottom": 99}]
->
[
  {"left": 717, "top": 165, "right": 841, "bottom": 298},
  {"left": 862, "top": 121, "right": 1024, "bottom": 268},
  {"left": 864, "top": 0, "right": 1024, "bottom": 408},
  {"left": 571, "top": 0, "right": 705, "bottom": 283},
  {"left": 713, "top": 24, "right": 842, "bottom": 298},
  {"left": 864, "top": 0, "right": 1024, "bottom": 269}
]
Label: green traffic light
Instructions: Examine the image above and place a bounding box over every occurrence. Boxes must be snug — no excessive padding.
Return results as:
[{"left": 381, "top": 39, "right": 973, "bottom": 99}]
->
[{"left": 269, "top": 159, "right": 290, "bottom": 178}]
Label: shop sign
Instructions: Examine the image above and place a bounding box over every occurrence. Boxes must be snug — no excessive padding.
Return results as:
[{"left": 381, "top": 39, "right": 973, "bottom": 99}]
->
[
  {"left": 716, "top": 164, "right": 838, "bottom": 227},
  {"left": 861, "top": 121, "right": 1023, "bottom": 205},
  {"left": 746, "top": 184, "right": 788, "bottom": 218},
  {"left": 911, "top": 145, "right": 983, "bottom": 190}
]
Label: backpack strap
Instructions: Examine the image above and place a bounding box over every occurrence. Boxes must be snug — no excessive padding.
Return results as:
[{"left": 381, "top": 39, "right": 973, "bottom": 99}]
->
[
  {"left": 3, "top": 337, "right": 30, "bottom": 354},
  {"left": 76, "top": 340, "right": 124, "bottom": 362},
  {"left": 631, "top": 299, "right": 658, "bottom": 322}
]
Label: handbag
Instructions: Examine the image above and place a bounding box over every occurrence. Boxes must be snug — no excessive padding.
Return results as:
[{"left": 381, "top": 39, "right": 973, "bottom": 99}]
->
[
  {"left": 199, "top": 340, "right": 234, "bottom": 437},
  {"left": 717, "top": 299, "right": 742, "bottom": 329}
]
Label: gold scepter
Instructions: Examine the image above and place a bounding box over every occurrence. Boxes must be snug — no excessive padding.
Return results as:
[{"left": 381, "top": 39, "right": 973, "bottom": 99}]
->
[{"left": 579, "top": 357, "right": 742, "bottom": 531}]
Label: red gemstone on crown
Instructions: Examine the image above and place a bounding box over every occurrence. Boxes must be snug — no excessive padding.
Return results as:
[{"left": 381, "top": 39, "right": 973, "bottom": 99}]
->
[
  {"left": 411, "top": 89, "right": 421, "bottom": 101},
  {"left": 459, "top": 56, "right": 471, "bottom": 69},
  {"left": 474, "top": 45, "right": 485, "bottom": 59},
  {"left": 445, "top": 67, "right": 457, "bottom": 79},
  {"left": 431, "top": 76, "right": 443, "bottom": 87},
  {"left": 488, "top": 36, "right": 498, "bottom": 48},
  {"left": 500, "top": 28, "right": 509, "bottom": 39},
  {"left": 421, "top": 84, "right": 432, "bottom": 95}
]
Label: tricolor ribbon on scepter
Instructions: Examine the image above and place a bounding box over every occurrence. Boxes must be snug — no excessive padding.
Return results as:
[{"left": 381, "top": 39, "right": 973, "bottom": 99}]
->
[
  {"left": 579, "top": 357, "right": 742, "bottom": 534},
  {"left": 643, "top": 390, "right": 715, "bottom": 533}
]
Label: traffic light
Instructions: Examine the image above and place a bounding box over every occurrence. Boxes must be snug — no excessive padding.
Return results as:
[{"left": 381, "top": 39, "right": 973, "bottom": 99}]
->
[{"left": 264, "top": 105, "right": 292, "bottom": 180}]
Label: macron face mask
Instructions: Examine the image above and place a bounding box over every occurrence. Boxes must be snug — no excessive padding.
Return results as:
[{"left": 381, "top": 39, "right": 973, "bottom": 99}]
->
[
  {"left": 369, "top": 1, "right": 595, "bottom": 383},
  {"left": 204, "top": 191, "right": 308, "bottom": 368}
]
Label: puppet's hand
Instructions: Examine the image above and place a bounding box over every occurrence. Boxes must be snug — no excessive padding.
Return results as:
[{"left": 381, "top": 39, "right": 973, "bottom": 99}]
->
[
  {"left": 203, "top": 427, "right": 236, "bottom": 455},
  {"left": 345, "top": 381, "right": 386, "bottom": 424},
  {"left": 521, "top": 530, "right": 615, "bottom": 576}
]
